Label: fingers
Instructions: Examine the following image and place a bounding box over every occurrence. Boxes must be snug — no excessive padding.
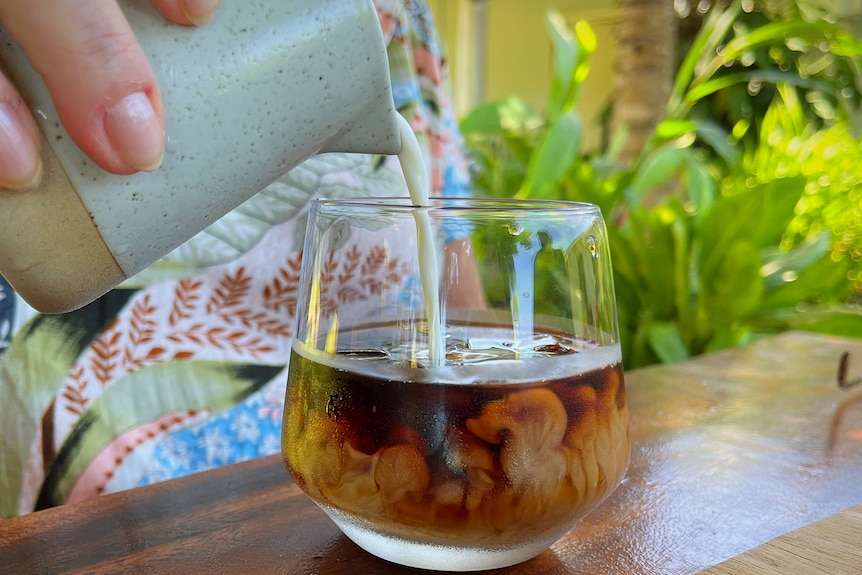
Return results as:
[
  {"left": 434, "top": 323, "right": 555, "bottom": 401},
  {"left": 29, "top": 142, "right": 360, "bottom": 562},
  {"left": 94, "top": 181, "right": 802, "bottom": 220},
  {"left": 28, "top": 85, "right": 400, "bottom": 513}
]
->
[
  {"left": 149, "top": 0, "right": 221, "bottom": 26},
  {"left": 0, "top": 0, "right": 165, "bottom": 175},
  {"left": 0, "top": 0, "right": 220, "bottom": 183},
  {"left": 0, "top": 73, "right": 41, "bottom": 190}
]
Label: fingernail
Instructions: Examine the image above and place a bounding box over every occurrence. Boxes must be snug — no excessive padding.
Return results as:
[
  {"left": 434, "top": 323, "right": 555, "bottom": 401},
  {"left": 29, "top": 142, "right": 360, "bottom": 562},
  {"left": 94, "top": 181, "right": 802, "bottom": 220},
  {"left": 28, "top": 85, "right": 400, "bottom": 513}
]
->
[
  {"left": 181, "top": 0, "right": 220, "bottom": 25},
  {"left": 104, "top": 92, "right": 164, "bottom": 172},
  {"left": 0, "top": 101, "right": 42, "bottom": 191}
]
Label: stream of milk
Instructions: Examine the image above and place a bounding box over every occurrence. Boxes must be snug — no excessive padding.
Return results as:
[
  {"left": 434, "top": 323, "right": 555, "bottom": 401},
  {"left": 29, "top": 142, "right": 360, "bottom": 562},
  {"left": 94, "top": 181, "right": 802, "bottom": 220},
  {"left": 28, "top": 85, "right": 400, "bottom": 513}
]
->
[{"left": 395, "top": 115, "right": 445, "bottom": 367}]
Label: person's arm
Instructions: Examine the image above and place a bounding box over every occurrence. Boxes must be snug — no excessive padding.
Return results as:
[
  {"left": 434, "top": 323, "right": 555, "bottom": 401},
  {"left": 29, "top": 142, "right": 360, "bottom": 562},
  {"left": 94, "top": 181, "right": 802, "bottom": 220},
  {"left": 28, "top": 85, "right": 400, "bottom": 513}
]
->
[
  {"left": 0, "top": 0, "right": 219, "bottom": 191},
  {"left": 445, "top": 237, "right": 488, "bottom": 310}
]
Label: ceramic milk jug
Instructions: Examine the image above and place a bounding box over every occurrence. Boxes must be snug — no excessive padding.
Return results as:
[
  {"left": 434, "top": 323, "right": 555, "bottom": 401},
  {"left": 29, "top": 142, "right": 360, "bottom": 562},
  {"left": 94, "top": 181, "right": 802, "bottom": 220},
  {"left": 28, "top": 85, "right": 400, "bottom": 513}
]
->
[{"left": 0, "top": 0, "right": 401, "bottom": 313}]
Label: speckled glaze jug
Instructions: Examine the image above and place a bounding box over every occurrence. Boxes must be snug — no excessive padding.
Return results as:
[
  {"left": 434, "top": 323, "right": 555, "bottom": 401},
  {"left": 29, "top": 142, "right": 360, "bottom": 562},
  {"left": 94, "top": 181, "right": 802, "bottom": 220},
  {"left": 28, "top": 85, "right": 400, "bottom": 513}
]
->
[{"left": 0, "top": 0, "right": 401, "bottom": 313}]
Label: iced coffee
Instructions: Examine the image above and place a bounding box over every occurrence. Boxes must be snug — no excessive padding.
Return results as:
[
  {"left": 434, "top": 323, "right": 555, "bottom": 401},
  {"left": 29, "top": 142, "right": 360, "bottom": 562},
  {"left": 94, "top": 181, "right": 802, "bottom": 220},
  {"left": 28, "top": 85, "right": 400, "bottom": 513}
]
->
[{"left": 282, "top": 322, "right": 630, "bottom": 568}]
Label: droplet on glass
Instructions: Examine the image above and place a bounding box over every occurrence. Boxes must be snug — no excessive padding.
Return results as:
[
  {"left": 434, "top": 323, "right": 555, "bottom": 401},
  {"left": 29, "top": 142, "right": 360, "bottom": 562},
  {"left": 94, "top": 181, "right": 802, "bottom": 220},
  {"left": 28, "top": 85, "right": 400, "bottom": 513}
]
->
[{"left": 588, "top": 236, "right": 599, "bottom": 259}]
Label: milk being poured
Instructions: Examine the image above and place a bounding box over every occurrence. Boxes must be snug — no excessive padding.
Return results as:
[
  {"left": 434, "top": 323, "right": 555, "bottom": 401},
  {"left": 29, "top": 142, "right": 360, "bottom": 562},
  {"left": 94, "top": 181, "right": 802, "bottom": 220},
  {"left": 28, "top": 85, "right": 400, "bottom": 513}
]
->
[{"left": 395, "top": 116, "right": 445, "bottom": 367}]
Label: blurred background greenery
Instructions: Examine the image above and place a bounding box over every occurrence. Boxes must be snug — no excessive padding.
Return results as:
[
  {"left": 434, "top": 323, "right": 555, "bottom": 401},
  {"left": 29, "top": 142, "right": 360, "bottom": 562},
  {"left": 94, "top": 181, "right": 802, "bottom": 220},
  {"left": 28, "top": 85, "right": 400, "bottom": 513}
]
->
[{"left": 429, "top": 0, "right": 862, "bottom": 369}]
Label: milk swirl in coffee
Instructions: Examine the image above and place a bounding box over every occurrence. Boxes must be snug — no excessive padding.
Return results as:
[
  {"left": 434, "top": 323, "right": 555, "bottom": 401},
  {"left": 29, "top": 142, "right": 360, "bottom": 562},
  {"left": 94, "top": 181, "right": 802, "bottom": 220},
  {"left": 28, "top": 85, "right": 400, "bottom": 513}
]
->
[{"left": 283, "top": 326, "right": 629, "bottom": 571}]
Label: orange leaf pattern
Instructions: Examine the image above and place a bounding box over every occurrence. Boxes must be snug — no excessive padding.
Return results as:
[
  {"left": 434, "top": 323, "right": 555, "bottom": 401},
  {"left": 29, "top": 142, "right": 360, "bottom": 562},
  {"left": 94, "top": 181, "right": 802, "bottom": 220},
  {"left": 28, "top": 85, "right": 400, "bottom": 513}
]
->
[
  {"left": 50, "top": 239, "right": 412, "bottom": 448},
  {"left": 61, "top": 367, "right": 88, "bottom": 417},
  {"left": 262, "top": 252, "right": 302, "bottom": 315},
  {"left": 169, "top": 279, "right": 203, "bottom": 327},
  {"left": 320, "top": 243, "right": 411, "bottom": 318}
]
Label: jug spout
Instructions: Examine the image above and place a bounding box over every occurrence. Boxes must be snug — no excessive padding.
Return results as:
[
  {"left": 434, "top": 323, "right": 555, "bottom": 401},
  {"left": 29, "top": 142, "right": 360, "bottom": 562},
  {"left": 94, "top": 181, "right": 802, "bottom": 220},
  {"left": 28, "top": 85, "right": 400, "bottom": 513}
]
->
[
  {"left": 316, "top": 33, "right": 402, "bottom": 156},
  {"left": 321, "top": 99, "right": 402, "bottom": 156}
]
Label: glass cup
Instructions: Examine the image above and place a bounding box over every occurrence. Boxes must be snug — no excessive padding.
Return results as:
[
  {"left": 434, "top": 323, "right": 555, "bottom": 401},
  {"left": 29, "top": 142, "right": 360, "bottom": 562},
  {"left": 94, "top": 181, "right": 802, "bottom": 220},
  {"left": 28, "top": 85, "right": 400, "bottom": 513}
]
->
[{"left": 281, "top": 197, "right": 630, "bottom": 571}]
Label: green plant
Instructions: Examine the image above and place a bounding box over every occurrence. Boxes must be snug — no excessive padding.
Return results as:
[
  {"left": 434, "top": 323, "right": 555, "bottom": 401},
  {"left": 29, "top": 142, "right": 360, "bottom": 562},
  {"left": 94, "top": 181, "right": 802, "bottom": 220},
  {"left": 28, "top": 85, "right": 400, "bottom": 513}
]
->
[
  {"left": 677, "top": 0, "right": 862, "bottom": 151},
  {"left": 460, "top": 2, "right": 862, "bottom": 369}
]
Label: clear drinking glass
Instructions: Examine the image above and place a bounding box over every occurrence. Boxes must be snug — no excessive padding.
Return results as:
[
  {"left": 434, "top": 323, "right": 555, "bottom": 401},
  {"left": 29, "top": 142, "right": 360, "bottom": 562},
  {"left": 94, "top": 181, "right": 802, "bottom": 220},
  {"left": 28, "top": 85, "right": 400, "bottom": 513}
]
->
[{"left": 281, "top": 197, "right": 630, "bottom": 571}]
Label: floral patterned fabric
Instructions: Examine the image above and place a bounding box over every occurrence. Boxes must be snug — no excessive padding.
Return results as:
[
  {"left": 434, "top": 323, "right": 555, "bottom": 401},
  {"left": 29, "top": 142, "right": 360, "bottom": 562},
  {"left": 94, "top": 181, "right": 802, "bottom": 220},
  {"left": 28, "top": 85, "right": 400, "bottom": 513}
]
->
[{"left": 0, "top": 0, "right": 470, "bottom": 519}]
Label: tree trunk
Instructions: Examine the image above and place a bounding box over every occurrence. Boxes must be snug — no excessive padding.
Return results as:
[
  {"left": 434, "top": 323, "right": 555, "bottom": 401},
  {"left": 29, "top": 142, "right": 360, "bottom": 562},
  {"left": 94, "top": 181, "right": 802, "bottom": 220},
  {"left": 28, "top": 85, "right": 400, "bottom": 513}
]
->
[{"left": 611, "top": 0, "right": 678, "bottom": 166}]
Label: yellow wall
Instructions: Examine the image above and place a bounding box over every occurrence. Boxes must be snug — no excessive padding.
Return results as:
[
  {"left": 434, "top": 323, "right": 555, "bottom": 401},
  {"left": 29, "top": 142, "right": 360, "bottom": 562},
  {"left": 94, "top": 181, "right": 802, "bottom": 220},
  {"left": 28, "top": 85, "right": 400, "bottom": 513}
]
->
[
  {"left": 425, "top": 0, "right": 489, "bottom": 121},
  {"left": 427, "top": 0, "right": 618, "bottom": 151}
]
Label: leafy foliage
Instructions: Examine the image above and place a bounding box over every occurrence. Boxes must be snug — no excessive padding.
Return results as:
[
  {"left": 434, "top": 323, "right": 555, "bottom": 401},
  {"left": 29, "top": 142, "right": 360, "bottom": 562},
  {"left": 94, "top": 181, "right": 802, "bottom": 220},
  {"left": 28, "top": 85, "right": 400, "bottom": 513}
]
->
[{"left": 460, "top": 1, "right": 862, "bottom": 369}]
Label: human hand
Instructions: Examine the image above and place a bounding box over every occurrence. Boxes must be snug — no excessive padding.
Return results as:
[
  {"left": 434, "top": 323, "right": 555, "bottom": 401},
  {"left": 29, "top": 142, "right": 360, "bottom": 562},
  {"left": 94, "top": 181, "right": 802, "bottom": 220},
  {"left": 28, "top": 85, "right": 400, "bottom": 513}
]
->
[{"left": 0, "top": 0, "right": 220, "bottom": 191}]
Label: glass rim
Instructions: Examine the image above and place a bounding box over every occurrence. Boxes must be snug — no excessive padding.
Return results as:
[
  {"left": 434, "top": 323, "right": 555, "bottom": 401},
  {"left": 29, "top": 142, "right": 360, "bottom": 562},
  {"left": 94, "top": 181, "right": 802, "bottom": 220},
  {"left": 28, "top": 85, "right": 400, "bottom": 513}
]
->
[{"left": 312, "top": 196, "right": 602, "bottom": 214}]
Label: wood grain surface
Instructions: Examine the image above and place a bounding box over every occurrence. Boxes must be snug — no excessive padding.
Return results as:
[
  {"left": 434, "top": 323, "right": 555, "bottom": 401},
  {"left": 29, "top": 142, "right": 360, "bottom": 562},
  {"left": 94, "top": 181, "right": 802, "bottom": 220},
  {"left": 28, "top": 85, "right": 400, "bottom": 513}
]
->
[
  {"left": 700, "top": 503, "right": 862, "bottom": 574},
  {"left": 2, "top": 331, "right": 862, "bottom": 575}
]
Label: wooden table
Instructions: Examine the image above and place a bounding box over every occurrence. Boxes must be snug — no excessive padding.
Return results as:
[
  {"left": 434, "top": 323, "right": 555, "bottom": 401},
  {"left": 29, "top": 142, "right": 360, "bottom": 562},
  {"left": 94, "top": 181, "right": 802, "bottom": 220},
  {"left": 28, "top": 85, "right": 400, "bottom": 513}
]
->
[{"left": 2, "top": 331, "right": 862, "bottom": 574}]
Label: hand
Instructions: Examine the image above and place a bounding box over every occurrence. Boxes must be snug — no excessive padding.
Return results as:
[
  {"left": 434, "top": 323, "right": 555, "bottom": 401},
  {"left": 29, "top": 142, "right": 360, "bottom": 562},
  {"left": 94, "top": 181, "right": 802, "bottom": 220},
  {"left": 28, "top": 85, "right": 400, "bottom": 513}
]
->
[{"left": 0, "top": 0, "right": 220, "bottom": 191}]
